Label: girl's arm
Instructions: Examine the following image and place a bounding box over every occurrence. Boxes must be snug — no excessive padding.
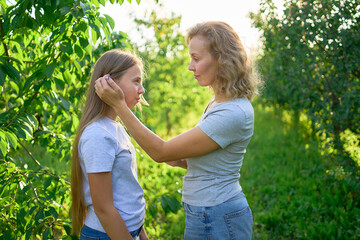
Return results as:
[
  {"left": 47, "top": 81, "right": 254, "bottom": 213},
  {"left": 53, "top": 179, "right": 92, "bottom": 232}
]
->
[
  {"left": 88, "top": 172, "right": 133, "bottom": 240},
  {"left": 95, "top": 76, "right": 220, "bottom": 163}
]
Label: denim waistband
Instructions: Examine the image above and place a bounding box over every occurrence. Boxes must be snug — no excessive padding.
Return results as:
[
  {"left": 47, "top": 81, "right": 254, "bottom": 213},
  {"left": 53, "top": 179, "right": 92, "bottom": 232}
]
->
[{"left": 130, "top": 224, "right": 142, "bottom": 238}]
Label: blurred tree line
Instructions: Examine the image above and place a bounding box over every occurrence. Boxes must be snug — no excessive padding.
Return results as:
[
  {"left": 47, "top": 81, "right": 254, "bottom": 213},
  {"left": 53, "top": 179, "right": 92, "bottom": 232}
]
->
[{"left": 251, "top": 0, "right": 360, "bottom": 169}]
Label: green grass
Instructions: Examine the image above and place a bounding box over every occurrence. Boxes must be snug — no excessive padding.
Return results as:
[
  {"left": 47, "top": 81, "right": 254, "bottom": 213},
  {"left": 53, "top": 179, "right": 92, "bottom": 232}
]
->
[{"left": 242, "top": 104, "right": 360, "bottom": 239}]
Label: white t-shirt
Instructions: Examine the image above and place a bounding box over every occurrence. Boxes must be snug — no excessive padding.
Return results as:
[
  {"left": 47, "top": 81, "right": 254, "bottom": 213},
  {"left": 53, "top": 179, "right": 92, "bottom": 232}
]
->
[
  {"left": 183, "top": 98, "right": 254, "bottom": 206},
  {"left": 79, "top": 117, "right": 145, "bottom": 232}
]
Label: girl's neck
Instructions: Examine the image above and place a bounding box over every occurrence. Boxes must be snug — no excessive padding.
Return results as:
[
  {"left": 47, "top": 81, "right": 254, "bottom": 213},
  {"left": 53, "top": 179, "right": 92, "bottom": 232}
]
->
[{"left": 105, "top": 109, "right": 117, "bottom": 121}]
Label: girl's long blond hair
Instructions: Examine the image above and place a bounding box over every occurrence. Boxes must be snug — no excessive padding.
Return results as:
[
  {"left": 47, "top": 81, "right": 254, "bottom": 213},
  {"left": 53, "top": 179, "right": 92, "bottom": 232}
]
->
[{"left": 71, "top": 49, "right": 143, "bottom": 235}]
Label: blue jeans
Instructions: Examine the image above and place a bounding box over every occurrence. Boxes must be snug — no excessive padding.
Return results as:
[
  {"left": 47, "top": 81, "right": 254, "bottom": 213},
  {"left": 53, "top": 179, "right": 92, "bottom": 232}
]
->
[
  {"left": 183, "top": 192, "right": 253, "bottom": 240},
  {"left": 80, "top": 224, "right": 142, "bottom": 240}
]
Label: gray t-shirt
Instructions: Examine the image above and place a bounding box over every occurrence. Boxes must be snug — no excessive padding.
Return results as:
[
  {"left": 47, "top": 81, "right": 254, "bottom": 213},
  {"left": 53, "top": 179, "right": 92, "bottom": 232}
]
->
[
  {"left": 79, "top": 117, "right": 145, "bottom": 232},
  {"left": 182, "top": 98, "right": 254, "bottom": 206}
]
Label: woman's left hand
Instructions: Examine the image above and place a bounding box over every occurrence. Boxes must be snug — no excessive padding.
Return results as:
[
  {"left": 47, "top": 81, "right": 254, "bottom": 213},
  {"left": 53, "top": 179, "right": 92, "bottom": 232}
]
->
[
  {"left": 95, "top": 75, "right": 125, "bottom": 108},
  {"left": 139, "top": 226, "right": 149, "bottom": 240}
]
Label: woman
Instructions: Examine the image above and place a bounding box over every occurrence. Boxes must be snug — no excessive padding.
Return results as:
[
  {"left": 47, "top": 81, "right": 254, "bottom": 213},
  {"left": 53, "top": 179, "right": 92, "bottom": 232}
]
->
[
  {"left": 71, "top": 50, "right": 149, "bottom": 240},
  {"left": 95, "top": 21, "right": 261, "bottom": 239}
]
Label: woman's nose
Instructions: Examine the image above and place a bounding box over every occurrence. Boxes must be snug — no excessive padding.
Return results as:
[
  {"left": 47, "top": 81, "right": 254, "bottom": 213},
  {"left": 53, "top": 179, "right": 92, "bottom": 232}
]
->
[{"left": 139, "top": 84, "right": 145, "bottom": 94}]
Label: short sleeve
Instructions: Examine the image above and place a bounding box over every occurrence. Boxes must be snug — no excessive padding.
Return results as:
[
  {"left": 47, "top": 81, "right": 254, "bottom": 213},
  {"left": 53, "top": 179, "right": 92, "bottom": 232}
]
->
[
  {"left": 198, "top": 106, "right": 252, "bottom": 149},
  {"left": 79, "top": 126, "right": 117, "bottom": 173}
]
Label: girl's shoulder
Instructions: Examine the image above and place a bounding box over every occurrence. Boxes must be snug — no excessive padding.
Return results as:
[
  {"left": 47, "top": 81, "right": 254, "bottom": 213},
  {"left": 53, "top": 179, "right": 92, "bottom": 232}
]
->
[{"left": 82, "top": 117, "right": 120, "bottom": 139}]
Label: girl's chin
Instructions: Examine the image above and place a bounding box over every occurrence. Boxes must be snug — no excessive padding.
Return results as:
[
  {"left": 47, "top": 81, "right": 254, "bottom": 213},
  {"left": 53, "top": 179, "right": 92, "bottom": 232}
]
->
[{"left": 127, "top": 103, "right": 136, "bottom": 109}]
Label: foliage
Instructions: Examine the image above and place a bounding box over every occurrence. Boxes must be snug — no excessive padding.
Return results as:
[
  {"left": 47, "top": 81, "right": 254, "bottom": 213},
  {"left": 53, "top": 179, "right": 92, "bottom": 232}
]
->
[
  {"left": 0, "top": 0, "right": 189, "bottom": 238},
  {"left": 0, "top": 0, "right": 132, "bottom": 238},
  {"left": 136, "top": 148, "right": 186, "bottom": 239},
  {"left": 250, "top": 0, "right": 360, "bottom": 168},
  {"left": 242, "top": 103, "right": 360, "bottom": 239},
  {"left": 0, "top": 158, "right": 71, "bottom": 239}
]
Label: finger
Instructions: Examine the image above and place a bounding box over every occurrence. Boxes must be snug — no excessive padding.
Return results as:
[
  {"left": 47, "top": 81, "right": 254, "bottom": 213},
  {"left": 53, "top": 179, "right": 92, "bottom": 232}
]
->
[{"left": 104, "top": 76, "right": 121, "bottom": 91}]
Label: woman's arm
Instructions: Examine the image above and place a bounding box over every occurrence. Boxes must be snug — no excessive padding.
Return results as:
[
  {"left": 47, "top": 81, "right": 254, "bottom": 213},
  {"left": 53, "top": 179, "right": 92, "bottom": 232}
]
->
[
  {"left": 139, "top": 226, "right": 149, "bottom": 240},
  {"left": 88, "top": 172, "right": 133, "bottom": 240},
  {"left": 95, "top": 76, "right": 219, "bottom": 163},
  {"left": 166, "top": 159, "right": 188, "bottom": 169}
]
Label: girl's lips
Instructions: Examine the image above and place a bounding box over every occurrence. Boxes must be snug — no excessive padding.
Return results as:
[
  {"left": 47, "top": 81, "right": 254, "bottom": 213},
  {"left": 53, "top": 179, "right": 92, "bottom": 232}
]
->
[{"left": 194, "top": 75, "right": 199, "bottom": 79}]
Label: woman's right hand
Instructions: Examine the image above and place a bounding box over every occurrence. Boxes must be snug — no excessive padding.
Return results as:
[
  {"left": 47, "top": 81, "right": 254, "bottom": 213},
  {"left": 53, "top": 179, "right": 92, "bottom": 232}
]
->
[{"left": 95, "top": 75, "right": 125, "bottom": 108}]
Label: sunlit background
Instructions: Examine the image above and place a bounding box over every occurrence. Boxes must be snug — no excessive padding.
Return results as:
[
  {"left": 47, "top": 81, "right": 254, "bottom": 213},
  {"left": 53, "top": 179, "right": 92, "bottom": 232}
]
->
[{"left": 99, "top": 0, "right": 283, "bottom": 53}]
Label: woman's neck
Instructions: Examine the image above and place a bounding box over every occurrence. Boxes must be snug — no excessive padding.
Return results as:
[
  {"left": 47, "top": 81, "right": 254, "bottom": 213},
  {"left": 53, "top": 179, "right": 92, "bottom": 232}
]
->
[{"left": 214, "top": 93, "right": 231, "bottom": 103}]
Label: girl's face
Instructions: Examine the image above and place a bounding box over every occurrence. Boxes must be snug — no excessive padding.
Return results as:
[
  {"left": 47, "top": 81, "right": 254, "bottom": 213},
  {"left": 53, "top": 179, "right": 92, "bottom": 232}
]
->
[
  {"left": 116, "top": 64, "right": 144, "bottom": 109},
  {"left": 188, "top": 35, "right": 218, "bottom": 87}
]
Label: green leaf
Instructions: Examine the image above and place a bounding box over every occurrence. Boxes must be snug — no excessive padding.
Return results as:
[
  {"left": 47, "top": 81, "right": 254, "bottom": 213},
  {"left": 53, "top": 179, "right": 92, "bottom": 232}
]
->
[
  {"left": 0, "top": 133, "right": 8, "bottom": 156},
  {"left": 24, "top": 113, "right": 38, "bottom": 129},
  {"left": 74, "top": 44, "right": 84, "bottom": 59},
  {"left": 79, "top": 37, "right": 89, "bottom": 48},
  {"left": 59, "top": 6, "right": 70, "bottom": 16},
  {"left": 0, "top": 60, "right": 20, "bottom": 81},
  {"left": 43, "top": 177, "right": 52, "bottom": 190},
  {"left": 60, "top": 40, "right": 72, "bottom": 54},
  {"left": 9, "top": 81, "right": 19, "bottom": 95},
  {"left": 5, "top": 131, "right": 17, "bottom": 149},
  {"left": 63, "top": 223, "right": 72, "bottom": 235},
  {"left": 103, "top": 14, "right": 115, "bottom": 29},
  {"left": 0, "top": 65, "right": 5, "bottom": 86},
  {"left": 59, "top": 96, "right": 70, "bottom": 110},
  {"left": 0, "top": 0, "right": 8, "bottom": 10},
  {"left": 22, "top": 69, "right": 43, "bottom": 94},
  {"left": 35, "top": 208, "right": 44, "bottom": 223},
  {"left": 43, "top": 227, "right": 51, "bottom": 239},
  {"left": 45, "top": 62, "right": 56, "bottom": 78},
  {"left": 74, "top": 20, "right": 88, "bottom": 33},
  {"left": 48, "top": 206, "right": 58, "bottom": 218},
  {"left": 91, "top": 28, "right": 98, "bottom": 45},
  {"left": 62, "top": 70, "right": 72, "bottom": 84}
]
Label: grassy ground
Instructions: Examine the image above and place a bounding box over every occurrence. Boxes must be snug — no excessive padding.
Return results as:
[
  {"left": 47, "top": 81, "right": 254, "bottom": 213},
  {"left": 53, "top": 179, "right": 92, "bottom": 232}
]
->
[{"left": 242, "top": 104, "right": 360, "bottom": 239}]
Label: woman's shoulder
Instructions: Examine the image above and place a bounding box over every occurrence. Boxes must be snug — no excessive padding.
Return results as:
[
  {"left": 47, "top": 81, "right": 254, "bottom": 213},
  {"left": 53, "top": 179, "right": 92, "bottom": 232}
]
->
[
  {"left": 207, "top": 98, "right": 254, "bottom": 126},
  {"left": 213, "top": 98, "right": 253, "bottom": 114}
]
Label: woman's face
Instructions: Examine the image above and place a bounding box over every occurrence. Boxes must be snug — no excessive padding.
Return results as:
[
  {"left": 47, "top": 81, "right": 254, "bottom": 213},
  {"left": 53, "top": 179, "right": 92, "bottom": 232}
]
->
[
  {"left": 188, "top": 35, "right": 218, "bottom": 87},
  {"left": 116, "top": 64, "right": 144, "bottom": 109}
]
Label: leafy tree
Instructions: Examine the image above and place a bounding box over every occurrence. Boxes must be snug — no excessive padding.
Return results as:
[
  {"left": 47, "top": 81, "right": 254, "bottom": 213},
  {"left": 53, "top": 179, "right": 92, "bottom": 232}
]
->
[
  {"left": 0, "top": 0, "right": 133, "bottom": 238},
  {"left": 251, "top": 0, "right": 360, "bottom": 168}
]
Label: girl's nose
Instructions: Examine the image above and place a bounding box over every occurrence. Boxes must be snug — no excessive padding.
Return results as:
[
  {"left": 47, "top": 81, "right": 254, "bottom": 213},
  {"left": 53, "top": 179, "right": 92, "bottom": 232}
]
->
[{"left": 188, "top": 62, "right": 195, "bottom": 71}]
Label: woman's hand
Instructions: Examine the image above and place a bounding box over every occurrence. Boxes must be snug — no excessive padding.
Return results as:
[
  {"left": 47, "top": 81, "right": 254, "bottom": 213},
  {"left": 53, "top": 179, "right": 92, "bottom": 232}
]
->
[
  {"left": 95, "top": 75, "right": 125, "bottom": 108},
  {"left": 139, "top": 226, "right": 149, "bottom": 240}
]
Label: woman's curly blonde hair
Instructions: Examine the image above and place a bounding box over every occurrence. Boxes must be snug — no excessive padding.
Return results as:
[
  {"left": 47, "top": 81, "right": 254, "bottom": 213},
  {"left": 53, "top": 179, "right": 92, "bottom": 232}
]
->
[{"left": 187, "top": 21, "right": 262, "bottom": 101}]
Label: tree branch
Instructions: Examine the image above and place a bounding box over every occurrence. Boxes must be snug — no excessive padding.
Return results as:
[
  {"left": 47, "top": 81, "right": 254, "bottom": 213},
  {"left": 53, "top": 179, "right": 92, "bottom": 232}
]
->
[{"left": 17, "top": 140, "right": 42, "bottom": 167}]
